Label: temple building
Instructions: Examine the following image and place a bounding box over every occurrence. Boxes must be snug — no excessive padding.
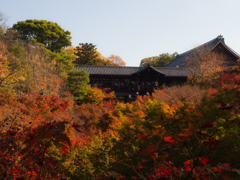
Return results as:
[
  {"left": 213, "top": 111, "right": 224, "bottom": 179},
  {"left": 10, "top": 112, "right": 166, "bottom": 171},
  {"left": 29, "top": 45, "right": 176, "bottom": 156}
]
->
[
  {"left": 166, "top": 35, "right": 240, "bottom": 67},
  {"left": 74, "top": 35, "right": 240, "bottom": 100}
]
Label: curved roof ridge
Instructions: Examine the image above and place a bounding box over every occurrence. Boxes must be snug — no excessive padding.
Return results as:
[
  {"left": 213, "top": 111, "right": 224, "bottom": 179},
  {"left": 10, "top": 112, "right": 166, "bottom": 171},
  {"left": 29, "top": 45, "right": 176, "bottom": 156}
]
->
[
  {"left": 154, "top": 67, "right": 186, "bottom": 69},
  {"left": 177, "top": 36, "right": 222, "bottom": 57},
  {"left": 151, "top": 66, "right": 166, "bottom": 75},
  {"left": 74, "top": 65, "right": 138, "bottom": 68},
  {"left": 220, "top": 42, "right": 240, "bottom": 59},
  {"left": 165, "top": 35, "right": 227, "bottom": 67},
  {"left": 202, "top": 40, "right": 240, "bottom": 59},
  {"left": 131, "top": 63, "right": 164, "bottom": 75}
]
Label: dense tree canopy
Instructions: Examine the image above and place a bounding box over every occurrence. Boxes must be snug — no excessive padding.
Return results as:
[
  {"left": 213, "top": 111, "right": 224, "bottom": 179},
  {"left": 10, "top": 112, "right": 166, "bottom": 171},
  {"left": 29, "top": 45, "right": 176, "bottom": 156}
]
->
[
  {"left": 0, "top": 28, "right": 74, "bottom": 96},
  {"left": 184, "top": 45, "right": 225, "bottom": 84},
  {"left": 67, "top": 70, "right": 89, "bottom": 103},
  {"left": 73, "top": 43, "right": 113, "bottom": 66},
  {"left": 140, "top": 52, "right": 178, "bottom": 67},
  {"left": 12, "top": 19, "right": 72, "bottom": 52},
  {"left": 74, "top": 43, "right": 98, "bottom": 65}
]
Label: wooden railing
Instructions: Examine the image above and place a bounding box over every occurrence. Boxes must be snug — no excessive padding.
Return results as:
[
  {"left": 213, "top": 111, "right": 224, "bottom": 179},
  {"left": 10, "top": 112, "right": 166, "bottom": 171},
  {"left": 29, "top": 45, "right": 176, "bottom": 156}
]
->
[{"left": 90, "top": 84, "right": 158, "bottom": 92}]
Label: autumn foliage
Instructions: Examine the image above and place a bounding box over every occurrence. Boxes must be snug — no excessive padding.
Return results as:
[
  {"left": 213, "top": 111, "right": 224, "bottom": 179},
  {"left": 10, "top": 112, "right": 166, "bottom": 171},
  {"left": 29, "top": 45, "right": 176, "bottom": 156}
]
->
[
  {"left": 0, "top": 30, "right": 68, "bottom": 95},
  {"left": 1, "top": 72, "right": 240, "bottom": 179},
  {"left": 69, "top": 73, "right": 240, "bottom": 179},
  {"left": 108, "top": 54, "right": 126, "bottom": 66},
  {"left": 0, "top": 93, "right": 75, "bottom": 179},
  {"left": 1, "top": 20, "right": 240, "bottom": 179}
]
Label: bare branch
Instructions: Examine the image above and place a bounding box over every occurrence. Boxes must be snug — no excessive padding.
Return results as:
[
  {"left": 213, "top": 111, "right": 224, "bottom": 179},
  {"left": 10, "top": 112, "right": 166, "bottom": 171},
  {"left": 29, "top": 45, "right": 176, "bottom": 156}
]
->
[{"left": 0, "top": 11, "right": 8, "bottom": 32}]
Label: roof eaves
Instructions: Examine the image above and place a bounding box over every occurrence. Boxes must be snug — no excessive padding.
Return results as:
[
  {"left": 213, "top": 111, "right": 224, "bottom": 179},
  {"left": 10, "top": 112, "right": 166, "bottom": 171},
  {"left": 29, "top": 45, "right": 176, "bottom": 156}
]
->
[
  {"left": 220, "top": 43, "right": 240, "bottom": 59},
  {"left": 165, "top": 36, "right": 224, "bottom": 67},
  {"left": 177, "top": 37, "right": 221, "bottom": 57},
  {"left": 151, "top": 67, "right": 166, "bottom": 75},
  {"left": 131, "top": 64, "right": 149, "bottom": 75}
]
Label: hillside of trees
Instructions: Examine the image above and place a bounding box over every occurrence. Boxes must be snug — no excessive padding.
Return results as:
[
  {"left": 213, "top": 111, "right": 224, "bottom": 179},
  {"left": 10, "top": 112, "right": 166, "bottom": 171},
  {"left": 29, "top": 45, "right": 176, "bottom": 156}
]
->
[{"left": 1, "top": 16, "right": 240, "bottom": 179}]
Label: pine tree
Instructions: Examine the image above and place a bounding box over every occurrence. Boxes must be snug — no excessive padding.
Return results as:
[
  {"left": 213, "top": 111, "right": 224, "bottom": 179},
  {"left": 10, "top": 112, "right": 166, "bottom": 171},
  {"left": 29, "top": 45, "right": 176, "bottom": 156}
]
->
[{"left": 74, "top": 43, "right": 99, "bottom": 65}]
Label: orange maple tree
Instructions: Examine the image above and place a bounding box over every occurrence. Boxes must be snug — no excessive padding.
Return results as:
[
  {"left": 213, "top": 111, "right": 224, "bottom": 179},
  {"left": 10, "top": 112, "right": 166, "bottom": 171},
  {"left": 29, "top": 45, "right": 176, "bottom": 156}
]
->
[{"left": 108, "top": 54, "right": 126, "bottom": 66}]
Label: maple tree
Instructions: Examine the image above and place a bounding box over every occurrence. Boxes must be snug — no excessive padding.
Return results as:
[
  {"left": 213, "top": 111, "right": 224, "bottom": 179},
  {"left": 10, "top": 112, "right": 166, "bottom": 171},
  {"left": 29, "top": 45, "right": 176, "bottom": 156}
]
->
[
  {"left": 185, "top": 44, "right": 225, "bottom": 85},
  {"left": 0, "top": 92, "right": 79, "bottom": 179},
  {"left": 81, "top": 86, "right": 115, "bottom": 104},
  {"left": 0, "top": 72, "right": 240, "bottom": 179},
  {"left": 67, "top": 75, "right": 240, "bottom": 179},
  {"left": 108, "top": 54, "right": 126, "bottom": 66}
]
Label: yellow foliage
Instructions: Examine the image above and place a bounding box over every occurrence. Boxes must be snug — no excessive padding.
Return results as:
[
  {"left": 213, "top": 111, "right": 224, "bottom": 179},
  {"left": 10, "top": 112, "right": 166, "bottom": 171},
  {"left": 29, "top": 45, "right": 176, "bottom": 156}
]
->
[{"left": 82, "top": 86, "right": 115, "bottom": 104}]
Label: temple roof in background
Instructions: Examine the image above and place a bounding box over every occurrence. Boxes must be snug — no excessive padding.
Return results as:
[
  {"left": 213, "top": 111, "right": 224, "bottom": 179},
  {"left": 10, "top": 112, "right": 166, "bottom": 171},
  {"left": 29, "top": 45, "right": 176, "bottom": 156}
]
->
[
  {"left": 74, "top": 35, "right": 239, "bottom": 77},
  {"left": 165, "top": 35, "right": 240, "bottom": 67}
]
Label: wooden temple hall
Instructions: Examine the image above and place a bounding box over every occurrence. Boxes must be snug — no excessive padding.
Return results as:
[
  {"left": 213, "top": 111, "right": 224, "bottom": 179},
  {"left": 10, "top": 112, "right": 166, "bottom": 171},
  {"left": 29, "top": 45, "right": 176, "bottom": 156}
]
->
[
  {"left": 74, "top": 64, "right": 189, "bottom": 99},
  {"left": 74, "top": 35, "right": 240, "bottom": 101}
]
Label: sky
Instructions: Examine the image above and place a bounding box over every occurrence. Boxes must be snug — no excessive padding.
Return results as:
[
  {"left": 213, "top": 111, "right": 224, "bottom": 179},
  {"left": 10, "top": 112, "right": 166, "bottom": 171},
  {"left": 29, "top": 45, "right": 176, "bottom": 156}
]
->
[{"left": 1, "top": 0, "right": 240, "bottom": 66}]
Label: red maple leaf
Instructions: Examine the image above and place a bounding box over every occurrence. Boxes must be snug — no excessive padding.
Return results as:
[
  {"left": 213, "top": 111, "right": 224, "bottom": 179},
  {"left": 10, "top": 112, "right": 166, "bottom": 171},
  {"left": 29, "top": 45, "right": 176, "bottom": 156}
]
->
[
  {"left": 138, "top": 134, "right": 148, "bottom": 139},
  {"left": 178, "top": 130, "right": 194, "bottom": 140},
  {"left": 217, "top": 163, "right": 232, "bottom": 172},
  {"left": 60, "top": 146, "right": 69, "bottom": 155},
  {"left": 164, "top": 136, "right": 175, "bottom": 143},
  {"left": 204, "top": 122, "right": 215, "bottom": 128},
  {"left": 138, "top": 166, "right": 147, "bottom": 169},
  {"left": 214, "top": 167, "right": 225, "bottom": 173},
  {"left": 148, "top": 174, "right": 154, "bottom": 180},
  {"left": 143, "top": 144, "right": 157, "bottom": 155},
  {"left": 183, "top": 160, "right": 193, "bottom": 171},
  {"left": 199, "top": 157, "right": 209, "bottom": 166}
]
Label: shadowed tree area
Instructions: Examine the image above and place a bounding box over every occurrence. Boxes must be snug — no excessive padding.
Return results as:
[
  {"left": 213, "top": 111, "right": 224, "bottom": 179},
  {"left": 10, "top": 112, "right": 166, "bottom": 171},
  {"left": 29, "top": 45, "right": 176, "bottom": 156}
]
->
[
  {"left": 12, "top": 19, "right": 72, "bottom": 52},
  {"left": 140, "top": 52, "right": 178, "bottom": 67}
]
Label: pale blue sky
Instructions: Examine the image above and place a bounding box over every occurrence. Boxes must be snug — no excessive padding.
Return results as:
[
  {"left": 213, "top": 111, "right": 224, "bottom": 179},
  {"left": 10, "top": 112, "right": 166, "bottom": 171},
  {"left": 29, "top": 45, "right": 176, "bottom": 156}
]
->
[{"left": 1, "top": 0, "right": 240, "bottom": 66}]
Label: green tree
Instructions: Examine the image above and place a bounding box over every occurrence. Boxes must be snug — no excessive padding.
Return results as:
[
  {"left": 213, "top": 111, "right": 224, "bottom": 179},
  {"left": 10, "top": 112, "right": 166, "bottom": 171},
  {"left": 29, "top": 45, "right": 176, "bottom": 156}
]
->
[
  {"left": 12, "top": 19, "right": 72, "bottom": 52},
  {"left": 156, "top": 52, "right": 178, "bottom": 67},
  {"left": 74, "top": 43, "right": 99, "bottom": 65},
  {"left": 67, "top": 70, "right": 89, "bottom": 103},
  {"left": 139, "top": 56, "right": 160, "bottom": 67},
  {"left": 48, "top": 50, "right": 75, "bottom": 72},
  {"left": 73, "top": 43, "right": 118, "bottom": 66},
  {"left": 140, "top": 52, "right": 178, "bottom": 67}
]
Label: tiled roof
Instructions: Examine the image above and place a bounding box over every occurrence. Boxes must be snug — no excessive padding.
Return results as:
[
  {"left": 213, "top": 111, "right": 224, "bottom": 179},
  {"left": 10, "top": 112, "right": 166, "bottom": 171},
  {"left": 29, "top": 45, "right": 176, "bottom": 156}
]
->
[
  {"left": 74, "top": 65, "right": 189, "bottom": 77},
  {"left": 131, "top": 63, "right": 151, "bottom": 75},
  {"left": 153, "top": 67, "right": 191, "bottom": 77},
  {"left": 165, "top": 35, "right": 240, "bottom": 67},
  {"left": 74, "top": 65, "right": 139, "bottom": 75}
]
